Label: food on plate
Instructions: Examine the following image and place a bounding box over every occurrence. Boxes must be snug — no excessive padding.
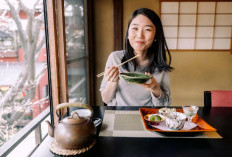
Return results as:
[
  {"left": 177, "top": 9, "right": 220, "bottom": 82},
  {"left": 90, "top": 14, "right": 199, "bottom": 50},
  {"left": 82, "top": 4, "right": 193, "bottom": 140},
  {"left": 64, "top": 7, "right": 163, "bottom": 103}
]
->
[
  {"left": 165, "top": 112, "right": 186, "bottom": 130},
  {"left": 149, "top": 114, "right": 162, "bottom": 121},
  {"left": 144, "top": 114, "right": 166, "bottom": 126},
  {"left": 158, "top": 107, "right": 176, "bottom": 116}
]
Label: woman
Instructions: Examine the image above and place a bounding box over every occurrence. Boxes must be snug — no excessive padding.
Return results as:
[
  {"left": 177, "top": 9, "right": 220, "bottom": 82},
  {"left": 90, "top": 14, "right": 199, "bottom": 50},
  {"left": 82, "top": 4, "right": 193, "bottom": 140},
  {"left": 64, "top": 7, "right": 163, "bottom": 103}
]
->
[{"left": 100, "top": 8, "right": 173, "bottom": 106}]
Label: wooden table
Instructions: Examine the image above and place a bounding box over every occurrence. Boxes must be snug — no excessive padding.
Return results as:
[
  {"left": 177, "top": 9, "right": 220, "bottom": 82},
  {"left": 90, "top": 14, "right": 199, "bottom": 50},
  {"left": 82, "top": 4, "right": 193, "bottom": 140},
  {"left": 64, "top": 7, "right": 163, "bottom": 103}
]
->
[{"left": 32, "top": 106, "right": 232, "bottom": 157}]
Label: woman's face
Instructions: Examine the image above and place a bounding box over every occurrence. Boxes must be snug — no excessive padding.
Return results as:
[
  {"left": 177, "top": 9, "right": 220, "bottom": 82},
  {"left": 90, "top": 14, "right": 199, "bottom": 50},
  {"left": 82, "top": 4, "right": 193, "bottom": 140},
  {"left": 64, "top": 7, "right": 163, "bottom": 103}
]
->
[{"left": 128, "top": 14, "right": 156, "bottom": 55}]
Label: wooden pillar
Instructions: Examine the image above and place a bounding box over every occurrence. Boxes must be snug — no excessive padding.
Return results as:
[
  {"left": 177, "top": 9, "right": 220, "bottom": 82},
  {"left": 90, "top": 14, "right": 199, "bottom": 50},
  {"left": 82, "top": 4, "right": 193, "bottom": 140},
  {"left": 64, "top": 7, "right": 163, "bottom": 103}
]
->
[
  {"left": 46, "top": 0, "right": 68, "bottom": 124},
  {"left": 113, "top": 0, "right": 123, "bottom": 51}
]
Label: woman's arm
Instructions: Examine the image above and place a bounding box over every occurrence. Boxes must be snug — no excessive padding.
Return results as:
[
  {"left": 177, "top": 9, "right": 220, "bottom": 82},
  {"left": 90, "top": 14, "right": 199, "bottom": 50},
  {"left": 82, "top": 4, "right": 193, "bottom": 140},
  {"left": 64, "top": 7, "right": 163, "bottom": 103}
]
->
[
  {"left": 141, "top": 72, "right": 171, "bottom": 106},
  {"left": 101, "top": 66, "right": 119, "bottom": 104}
]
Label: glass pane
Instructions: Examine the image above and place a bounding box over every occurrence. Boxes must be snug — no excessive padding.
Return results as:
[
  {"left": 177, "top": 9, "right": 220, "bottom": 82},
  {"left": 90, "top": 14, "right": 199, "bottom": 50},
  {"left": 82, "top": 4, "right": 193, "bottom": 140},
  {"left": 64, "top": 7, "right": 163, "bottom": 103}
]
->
[
  {"left": 179, "top": 15, "right": 196, "bottom": 26},
  {"left": 197, "top": 15, "right": 215, "bottom": 26},
  {"left": 215, "top": 15, "right": 232, "bottom": 26},
  {"left": 196, "top": 27, "right": 214, "bottom": 38},
  {"left": 217, "top": 2, "right": 232, "bottom": 13},
  {"left": 161, "top": 2, "right": 179, "bottom": 13},
  {"left": 214, "top": 27, "right": 231, "bottom": 38},
  {"left": 213, "top": 39, "right": 231, "bottom": 49},
  {"left": 0, "top": 0, "right": 49, "bottom": 149},
  {"left": 67, "top": 59, "right": 87, "bottom": 103},
  {"left": 195, "top": 39, "right": 213, "bottom": 49},
  {"left": 8, "top": 131, "right": 36, "bottom": 156},
  {"left": 179, "top": 27, "right": 195, "bottom": 38},
  {"left": 180, "top": 2, "right": 197, "bottom": 13},
  {"left": 178, "top": 39, "right": 195, "bottom": 49},
  {"left": 166, "top": 39, "right": 177, "bottom": 49},
  {"left": 41, "top": 115, "right": 50, "bottom": 139},
  {"left": 161, "top": 15, "right": 178, "bottom": 26},
  {"left": 163, "top": 27, "right": 178, "bottom": 37},
  {"left": 198, "top": 2, "right": 216, "bottom": 13},
  {"left": 64, "top": 0, "right": 88, "bottom": 107}
]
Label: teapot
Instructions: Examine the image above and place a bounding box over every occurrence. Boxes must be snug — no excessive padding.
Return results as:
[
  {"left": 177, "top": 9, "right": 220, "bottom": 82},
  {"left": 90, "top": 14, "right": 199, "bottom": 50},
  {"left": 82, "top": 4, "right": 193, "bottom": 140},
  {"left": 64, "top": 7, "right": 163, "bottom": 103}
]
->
[{"left": 46, "top": 102, "right": 96, "bottom": 149}]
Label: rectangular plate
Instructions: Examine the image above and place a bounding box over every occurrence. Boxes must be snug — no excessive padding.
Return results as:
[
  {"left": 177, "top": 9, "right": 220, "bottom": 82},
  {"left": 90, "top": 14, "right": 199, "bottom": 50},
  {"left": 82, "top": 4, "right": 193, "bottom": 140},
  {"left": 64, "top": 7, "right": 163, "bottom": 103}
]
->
[{"left": 139, "top": 108, "right": 217, "bottom": 132}]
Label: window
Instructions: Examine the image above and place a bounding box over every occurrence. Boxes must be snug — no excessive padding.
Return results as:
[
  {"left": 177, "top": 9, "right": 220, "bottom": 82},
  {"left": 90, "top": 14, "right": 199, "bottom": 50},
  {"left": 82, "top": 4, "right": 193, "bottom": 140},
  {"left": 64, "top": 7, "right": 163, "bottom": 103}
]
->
[
  {"left": 161, "top": 1, "right": 232, "bottom": 50},
  {"left": 64, "top": 0, "right": 88, "bottom": 107},
  {"left": 0, "top": 0, "right": 92, "bottom": 155},
  {"left": 0, "top": 0, "right": 50, "bottom": 156}
]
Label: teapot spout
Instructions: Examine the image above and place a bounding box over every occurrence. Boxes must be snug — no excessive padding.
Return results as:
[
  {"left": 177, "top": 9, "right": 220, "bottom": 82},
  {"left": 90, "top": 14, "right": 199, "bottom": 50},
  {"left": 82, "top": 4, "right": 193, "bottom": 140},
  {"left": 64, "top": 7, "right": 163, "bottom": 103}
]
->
[{"left": 46, "top": 121, "right": 54, "bottom": 137}]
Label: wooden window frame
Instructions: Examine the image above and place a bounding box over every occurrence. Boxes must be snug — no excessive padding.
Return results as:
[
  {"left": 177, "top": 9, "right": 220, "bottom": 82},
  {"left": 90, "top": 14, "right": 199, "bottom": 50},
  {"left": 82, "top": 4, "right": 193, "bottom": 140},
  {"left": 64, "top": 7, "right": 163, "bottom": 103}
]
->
[{"left": 46, "top": 0, "right": 94, "bottom": 124}]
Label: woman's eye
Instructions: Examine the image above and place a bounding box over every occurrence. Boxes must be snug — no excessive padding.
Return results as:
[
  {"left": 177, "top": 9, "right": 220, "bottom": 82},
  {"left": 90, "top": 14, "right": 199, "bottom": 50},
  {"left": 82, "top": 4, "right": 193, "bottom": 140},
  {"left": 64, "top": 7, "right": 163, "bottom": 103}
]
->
[
  {"left": 132, "top": 27, "right": 138, "bottom": 30},
  {"left": 145, "top": 29, "right": 151, "bottom": 31}
]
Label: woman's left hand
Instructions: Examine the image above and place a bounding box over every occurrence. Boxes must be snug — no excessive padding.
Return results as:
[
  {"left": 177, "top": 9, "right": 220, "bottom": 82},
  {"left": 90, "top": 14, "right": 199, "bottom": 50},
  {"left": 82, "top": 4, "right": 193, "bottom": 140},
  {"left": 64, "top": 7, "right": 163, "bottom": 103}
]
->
[{"left": 141, "top": 72, "right": 161, "bottom": 98}]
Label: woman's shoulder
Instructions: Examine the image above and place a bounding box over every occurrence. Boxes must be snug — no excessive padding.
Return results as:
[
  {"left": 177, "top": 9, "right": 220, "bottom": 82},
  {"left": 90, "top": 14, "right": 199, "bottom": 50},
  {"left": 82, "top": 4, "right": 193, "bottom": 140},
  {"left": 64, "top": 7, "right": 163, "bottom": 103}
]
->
[
  {"left": 153, "top": 68, "right": 170, "bottom": 76},
  {"left": 109, "top": 50, "right": 125, "bottom": 59},
  {"left": 107, "top": 50, "right": 125, "bottom": 63}
]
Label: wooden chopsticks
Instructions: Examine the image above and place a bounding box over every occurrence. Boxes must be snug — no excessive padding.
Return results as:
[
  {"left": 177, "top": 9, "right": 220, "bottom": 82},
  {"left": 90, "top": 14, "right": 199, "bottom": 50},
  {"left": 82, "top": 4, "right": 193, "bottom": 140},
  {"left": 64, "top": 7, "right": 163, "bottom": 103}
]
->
[{"left": 96, "top": 54, "right": 140, "bottom": 78}]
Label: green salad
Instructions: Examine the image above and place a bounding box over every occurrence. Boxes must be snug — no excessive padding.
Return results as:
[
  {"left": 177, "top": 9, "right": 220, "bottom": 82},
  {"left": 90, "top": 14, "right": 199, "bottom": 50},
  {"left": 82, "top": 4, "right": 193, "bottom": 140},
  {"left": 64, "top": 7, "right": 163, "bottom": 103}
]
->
[{"left": 149, "top": 115, "right": 162, "bottom": 121}]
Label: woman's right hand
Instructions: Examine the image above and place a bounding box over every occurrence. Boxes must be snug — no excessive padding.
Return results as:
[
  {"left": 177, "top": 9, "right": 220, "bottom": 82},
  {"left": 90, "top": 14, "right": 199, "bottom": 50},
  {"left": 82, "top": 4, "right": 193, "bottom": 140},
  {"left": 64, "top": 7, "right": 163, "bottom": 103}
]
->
[{"left": 104, "top": 66, "right": 119, "bottom": 82}]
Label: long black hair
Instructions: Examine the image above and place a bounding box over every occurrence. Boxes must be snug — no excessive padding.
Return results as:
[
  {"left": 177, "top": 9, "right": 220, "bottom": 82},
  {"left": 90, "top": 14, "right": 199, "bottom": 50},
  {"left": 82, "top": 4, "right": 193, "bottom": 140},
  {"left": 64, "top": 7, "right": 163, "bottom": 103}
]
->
[{"left": 122, "top": 8, "right": 173, "bottom": 73}]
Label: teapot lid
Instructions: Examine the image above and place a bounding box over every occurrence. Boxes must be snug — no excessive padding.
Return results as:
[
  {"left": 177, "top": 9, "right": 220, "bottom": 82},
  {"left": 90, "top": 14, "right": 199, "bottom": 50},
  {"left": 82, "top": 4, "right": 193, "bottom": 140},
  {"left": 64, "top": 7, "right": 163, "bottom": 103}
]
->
[{"left": 62, "top": 112, "right": 88, "bottom": 124}]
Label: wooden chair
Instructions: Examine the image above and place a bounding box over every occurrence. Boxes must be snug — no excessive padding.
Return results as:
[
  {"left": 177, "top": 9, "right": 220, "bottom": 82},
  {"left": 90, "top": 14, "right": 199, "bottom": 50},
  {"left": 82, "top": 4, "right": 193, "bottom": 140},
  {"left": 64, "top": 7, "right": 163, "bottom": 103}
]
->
[{"left": 204, "top": 90, "right": 232, "bottom": 108}]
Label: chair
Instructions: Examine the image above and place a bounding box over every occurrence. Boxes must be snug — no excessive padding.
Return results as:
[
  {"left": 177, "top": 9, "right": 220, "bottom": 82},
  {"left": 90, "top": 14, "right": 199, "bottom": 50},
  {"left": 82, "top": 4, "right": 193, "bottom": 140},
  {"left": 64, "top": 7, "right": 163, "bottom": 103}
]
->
[{"left": 204, "top": 90, "right": 232, "bottom": 108}]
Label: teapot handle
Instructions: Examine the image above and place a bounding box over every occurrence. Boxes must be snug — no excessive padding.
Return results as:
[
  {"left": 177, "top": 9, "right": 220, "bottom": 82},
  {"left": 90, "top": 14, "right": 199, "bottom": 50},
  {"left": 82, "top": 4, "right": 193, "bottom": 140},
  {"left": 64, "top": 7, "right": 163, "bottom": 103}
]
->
[{"left": 56, "top": 102, "right": 93, "bottom": 119}]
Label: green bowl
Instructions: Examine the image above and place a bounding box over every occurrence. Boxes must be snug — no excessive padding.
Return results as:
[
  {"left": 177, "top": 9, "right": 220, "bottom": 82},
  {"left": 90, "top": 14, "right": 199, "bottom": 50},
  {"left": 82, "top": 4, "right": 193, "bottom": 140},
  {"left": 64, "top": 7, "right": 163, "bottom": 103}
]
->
[{"left": 120, "top": 73, "right": 152, "bottom": 84}]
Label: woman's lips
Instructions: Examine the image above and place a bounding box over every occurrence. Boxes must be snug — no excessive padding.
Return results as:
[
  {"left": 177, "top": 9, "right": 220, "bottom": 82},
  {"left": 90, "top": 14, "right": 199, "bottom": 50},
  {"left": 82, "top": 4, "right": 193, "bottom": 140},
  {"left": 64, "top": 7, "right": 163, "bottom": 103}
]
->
[{"left": 135, "top": 41, "right": 145, "bottom": 44}]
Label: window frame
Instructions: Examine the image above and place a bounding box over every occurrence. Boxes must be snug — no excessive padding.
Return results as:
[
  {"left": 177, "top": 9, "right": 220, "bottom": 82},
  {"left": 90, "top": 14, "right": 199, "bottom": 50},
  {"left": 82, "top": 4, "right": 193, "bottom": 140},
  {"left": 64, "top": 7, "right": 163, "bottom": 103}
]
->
[
  {"left": 160, "top": 0, "right": 232, "bottom": 52},
  {"left": 0, "top": 0, "right": 94, "bottom": 155}
]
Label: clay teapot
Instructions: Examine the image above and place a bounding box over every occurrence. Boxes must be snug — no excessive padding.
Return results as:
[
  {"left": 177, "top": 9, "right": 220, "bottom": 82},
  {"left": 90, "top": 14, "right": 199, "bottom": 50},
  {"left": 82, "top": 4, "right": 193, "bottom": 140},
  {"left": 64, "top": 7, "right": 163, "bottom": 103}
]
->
[{"left": 46, "top": 102, "right": 96, "bottom": 150}]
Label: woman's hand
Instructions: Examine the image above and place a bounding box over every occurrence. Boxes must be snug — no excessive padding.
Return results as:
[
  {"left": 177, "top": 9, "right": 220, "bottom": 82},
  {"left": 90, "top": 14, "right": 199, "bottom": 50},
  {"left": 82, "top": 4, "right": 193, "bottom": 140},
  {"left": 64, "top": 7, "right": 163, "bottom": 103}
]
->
[
  {"left": 141, "top": 72, "right": 161, "bottom": 98},
  {"left": 104, "top": 66, "right": 119, "bottom": 82}
]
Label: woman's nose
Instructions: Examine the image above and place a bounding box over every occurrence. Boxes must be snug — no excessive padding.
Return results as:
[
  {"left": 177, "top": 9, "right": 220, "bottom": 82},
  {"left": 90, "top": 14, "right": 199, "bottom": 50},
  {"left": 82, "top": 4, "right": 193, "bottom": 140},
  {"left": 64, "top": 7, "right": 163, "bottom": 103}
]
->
[{"left": 137, "top": 29, "right": 144, "bottom": 38}]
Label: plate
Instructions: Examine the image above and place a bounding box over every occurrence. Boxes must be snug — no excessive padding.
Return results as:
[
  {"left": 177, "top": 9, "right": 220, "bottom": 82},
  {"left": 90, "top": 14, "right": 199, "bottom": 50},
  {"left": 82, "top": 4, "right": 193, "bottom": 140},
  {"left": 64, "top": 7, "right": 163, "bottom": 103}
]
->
[
  {"left": 139, "top": 108, "right": 217, "bottom": 132},
  {"left": 120, "top": 73, "right": 152, "bottom": 84}
]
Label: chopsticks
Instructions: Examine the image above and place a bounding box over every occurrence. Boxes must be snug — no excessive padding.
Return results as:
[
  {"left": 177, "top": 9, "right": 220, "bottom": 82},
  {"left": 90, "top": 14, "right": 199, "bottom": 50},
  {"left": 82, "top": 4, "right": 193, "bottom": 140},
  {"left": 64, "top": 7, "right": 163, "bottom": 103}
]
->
[{"left": 96, "top": 54, "right": 140, "bottom": 78}]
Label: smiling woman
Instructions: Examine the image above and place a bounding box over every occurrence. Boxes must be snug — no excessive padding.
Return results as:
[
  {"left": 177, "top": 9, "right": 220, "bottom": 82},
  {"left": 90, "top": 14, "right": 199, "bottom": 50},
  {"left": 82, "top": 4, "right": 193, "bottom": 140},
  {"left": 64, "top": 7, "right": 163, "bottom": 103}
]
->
[{"left": 100, "top": 8, "right": 173, "bottom": 107}]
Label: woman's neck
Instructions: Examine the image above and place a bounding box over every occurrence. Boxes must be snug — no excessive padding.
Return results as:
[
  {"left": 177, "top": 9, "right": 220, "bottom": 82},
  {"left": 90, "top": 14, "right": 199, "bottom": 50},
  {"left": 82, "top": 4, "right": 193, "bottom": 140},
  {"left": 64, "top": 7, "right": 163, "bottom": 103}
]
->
[{"left": 134, "top": 51, "right": 149, "bottom": 67}]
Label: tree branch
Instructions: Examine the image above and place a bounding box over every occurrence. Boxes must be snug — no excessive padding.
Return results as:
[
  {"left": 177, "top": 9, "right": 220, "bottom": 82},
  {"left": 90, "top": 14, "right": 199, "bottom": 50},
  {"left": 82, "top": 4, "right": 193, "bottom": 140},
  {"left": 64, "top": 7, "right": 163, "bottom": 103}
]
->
[
  {"left": 33, "top": 12, "right": 44, "bottom": 46},
  {"left": 5, "top": 0, "right": 26, "bottom": 45},
  {"left": 35, "top": 36, "right": 45, "bottom": 60},
  {"left": 0, "top": 67, "right": 28, "bottom": 107},
  {"left": 18, "top": 0, "right": 34, "bottom": 43},
  {"left": 18, "top": 0, "right": 30, "bottom": 14},
  {"left": 33, "top": 0, "right": 41, "bottom": 11}
]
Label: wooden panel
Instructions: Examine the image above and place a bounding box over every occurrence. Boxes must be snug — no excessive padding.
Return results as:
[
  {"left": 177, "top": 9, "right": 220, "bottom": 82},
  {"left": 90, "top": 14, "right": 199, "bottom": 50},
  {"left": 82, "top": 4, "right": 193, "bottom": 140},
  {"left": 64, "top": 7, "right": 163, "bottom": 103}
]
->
[
  {"left": 46, "top": 0, "right": 69, "bottom": 123},
  {"left": 56, "top": 0, "right": 68, "bottom": 116},
  {"left": 46, "top": 0, "right": 60, "bottom": 124},
  {"left": 113, "top": 0, "right": 123, "bottom": 51},
  {"left": 57, "top": 0, "right": 68, "bottom": 103},
  {"left": 85, "top": 0, "right": 96, "bottom": 106}
]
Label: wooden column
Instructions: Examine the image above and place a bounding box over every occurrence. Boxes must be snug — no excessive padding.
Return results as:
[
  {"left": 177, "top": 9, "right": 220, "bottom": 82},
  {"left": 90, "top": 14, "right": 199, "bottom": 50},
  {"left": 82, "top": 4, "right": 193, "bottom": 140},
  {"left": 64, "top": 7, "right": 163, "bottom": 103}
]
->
[
  {"left": 46, "top": 0, "right": 68, "bottom": 124},
  {"left": 113, "top": 0, "right": 123, "bottom": 51}
]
